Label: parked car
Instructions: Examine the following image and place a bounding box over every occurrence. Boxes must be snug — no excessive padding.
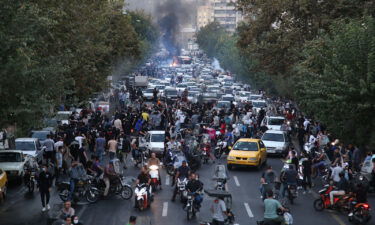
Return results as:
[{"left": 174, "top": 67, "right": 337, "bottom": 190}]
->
[
  {"left": 261, "top": 130, "right": 290, "bottom": 156},
  {"left": 227, "top": 138, "right": 267, "bottom": 170},
  {"left": 30, "top": 130, "right": 53, "bottom": 145},
  {"left": 0, "top": 150, "right": 29, "bottom": 181},
  {"left": 140, "top": 131, "right": 165, "bottom": 156}
]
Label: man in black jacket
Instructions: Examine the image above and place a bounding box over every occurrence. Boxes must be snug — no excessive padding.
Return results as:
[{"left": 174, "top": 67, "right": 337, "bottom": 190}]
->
[{"left": 38, "top": 164, "right": 53, "bottom": 212}]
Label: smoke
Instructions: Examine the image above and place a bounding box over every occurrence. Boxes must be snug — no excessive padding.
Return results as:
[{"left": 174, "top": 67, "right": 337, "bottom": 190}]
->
[
  {"left": 156, "top": 0, "right": 196, "bottom": 56},
  {"left": 212, "top": 58, "right": 224, "bottom": 72}
]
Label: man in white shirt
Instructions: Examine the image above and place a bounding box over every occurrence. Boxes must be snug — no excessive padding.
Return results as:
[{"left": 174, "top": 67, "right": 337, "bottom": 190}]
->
[
  {"left": 211, "top": 197, "right": 227, "bottom": 225},
  {"left": 331, "top": 162, "right": 343, "bottom": 184}
]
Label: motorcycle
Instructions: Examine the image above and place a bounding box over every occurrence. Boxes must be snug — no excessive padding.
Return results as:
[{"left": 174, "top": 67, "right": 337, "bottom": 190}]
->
[
  {"left": 257, "top": 206, "right": 293, "bottom": 225},
  {"left": 165, "top": 150, "right": 186, "bottom": 176},
  {"left": 58, "top": 176, "right": 99, "bottom": 203},
  {"left": 134, "top": 148, "right": 148, "bottom": 167},
  {"left": 348, "top": 201, "right": 371, "bottom": 224},
  {"left": 214, "top": 140, "right": 227, "bottom": 159},
  {"left": 92, "top": 175, "right": 133, "bottom": 200},
  {"left": 23, "top": 167, "right": 37, "bottom": 193},
  {"left": 177, "top": 177, "right": 188, "bottom": 202},
  {"left": 313, "top": 184, "right": 351, "bottom": 212},
  {"left": 186, "top": 192, "right": 200, "bottom": 220},
  {"left": 201, "top": 144, "right": 211, "bottom": 164},
  {"left": 149, "top": 165, "right": 161, "bottom": 191},
  {"left": 134, "top": 183, "right": 150, "bottom": 211},
  {"left": 286, "top": 184, "right": 297, "bottom": 205}
]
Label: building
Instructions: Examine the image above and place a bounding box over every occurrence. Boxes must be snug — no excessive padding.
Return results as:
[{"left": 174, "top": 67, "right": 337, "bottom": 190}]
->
[
  {"left": 212, "top": 0, "right": 243, "bottom": 32},
  {"left": 197, "top": 4, "right": 214, "bottom": 29},
  {"left": 196, "top": 0, "right": 243, "bottom": 32}
]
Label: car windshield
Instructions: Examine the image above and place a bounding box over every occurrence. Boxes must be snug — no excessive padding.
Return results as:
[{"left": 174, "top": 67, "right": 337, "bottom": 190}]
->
[
  {"left": 166, "top": 90, "right": 177, "bottom": 95},
  {"left": 15, "top": 141, "right": 36, "bottom": 151},
  {"left": 269, "top": 118, "right": 285, "bottom": 125},
  {"left": 239, "top": 92, "right": 250, "bottom": 97},
  {"left": 253, "top": 101, "right": 266, "bottom": 108},
  {"left": 217, "top": 102, "right": 230, "bottom": 108},
  {"left": 177, "top": 84, "right": 187, "bottom": 88},
  {"left": 151, "top": 134, "right": 165, "bottom": 142},
  {"left": 31, "top": 132, "right": 48, "bottom": 141},
  {"left": 203, "top": 93, "right": 216, "bottom": 97},
  {"left": 262, "top": 133, "right": 284, "bottom": 142},
  {"left": 0, "top": 153, "right": 22, "bottom": 162},
  {"left": 233, "top": 141, "right": 258, "bottom": 151},
  {"left": 250, "top": 95, "right": 262, "bottom": 100},
  {"left": 145, "top": 89, "right": 154, "bottom": 93},
  {"left": 222, "top": 97, "right": 234, "bottom": 101},
  {"left": 55, "top": 113, "right": 70, "bottom": 120}
]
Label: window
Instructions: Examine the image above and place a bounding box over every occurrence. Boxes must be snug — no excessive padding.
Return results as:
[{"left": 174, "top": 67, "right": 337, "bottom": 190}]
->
[
  {"left": 0, "top": 153, "right": 22, "bottom": 162},
  {"left": 268, "top": 118, "right": 285, "bottom": 125},
  {"left": 259, "top": 141, "right": 265, "bottom": 148},
  {"left": 233, "top": 141, "right": 259, "bottom": 151},
  {"left": 262, "top": 133, "right": 285, "bottom": 142}
]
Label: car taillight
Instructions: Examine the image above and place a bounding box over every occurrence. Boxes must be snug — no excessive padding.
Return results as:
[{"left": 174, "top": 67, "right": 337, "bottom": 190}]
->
[{"left": 363, "top": 204, "right": 370, "bottom": 209}]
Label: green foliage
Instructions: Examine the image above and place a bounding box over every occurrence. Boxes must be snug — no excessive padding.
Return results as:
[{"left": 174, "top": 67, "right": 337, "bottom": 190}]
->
[
  {"left": 0, "top": 0, "right": 158, "bottom": 133},
  {"left": 294, "top": 17, "right": 375, "bottom": 148}
]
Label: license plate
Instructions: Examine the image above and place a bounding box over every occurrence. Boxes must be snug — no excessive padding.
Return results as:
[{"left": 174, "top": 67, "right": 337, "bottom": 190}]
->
[{"left": 268, "top": 150, "right": 276, "bottom": 153}]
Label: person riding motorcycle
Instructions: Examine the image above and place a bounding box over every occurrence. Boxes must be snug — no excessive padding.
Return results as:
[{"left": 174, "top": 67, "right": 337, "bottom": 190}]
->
[
  {"left": 281, "top": 164, "right": 298, "bottom": 199},
  {"left": 171, "top": 160, "right": 191, "bottom": 201},
  {"left": 186, "top": 173, "right": 204, "bottom": 210},
  {"left": 135, "top": 166, "right": 151, "bottom": 208},
  {"left": 263, "top": 190, "right": 286, "bottom": 225},
  {"left": 103, "top": 160, "right": 118, "bottom": 197},
  {"left": 147, "top": 152, "right": 162, "bottom": 189},
  {"left": 329, "top": 172, "right": 348, "bottom": 207},
  {"left": 69, "top": 161, "right": 86, "bottom": 200},
  {"left": 260, "top": 166, "right": 277, "bottom": 200}
]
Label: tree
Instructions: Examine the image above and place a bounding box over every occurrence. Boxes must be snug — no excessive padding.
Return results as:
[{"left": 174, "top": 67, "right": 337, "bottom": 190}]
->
[{"left": 294, "top": 17, "right": 375, "bottom": 148}]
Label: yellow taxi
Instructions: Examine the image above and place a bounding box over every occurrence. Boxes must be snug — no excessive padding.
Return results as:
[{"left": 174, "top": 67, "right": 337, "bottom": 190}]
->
[
  {"left": 227, "top": 138, "right": 267, "bottom": 170},
  {"left": 0, "top": 168, "right": 7, "bottom": 200}
]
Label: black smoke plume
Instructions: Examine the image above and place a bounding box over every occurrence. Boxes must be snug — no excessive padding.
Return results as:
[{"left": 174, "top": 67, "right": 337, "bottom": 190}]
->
[{"left": 156, "top": 0, "right": 195, "bottom": 56}]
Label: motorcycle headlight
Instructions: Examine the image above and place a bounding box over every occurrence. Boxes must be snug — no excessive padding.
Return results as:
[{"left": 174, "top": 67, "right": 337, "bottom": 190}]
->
[{"left": 227, "top": 156, "right": 235, "bottom": 160}]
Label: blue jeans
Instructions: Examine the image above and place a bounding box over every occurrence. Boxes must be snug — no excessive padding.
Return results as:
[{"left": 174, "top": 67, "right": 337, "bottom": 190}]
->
[
  {"left": 281, "top": 182, "right": 296, "bottom": 199},
  {"left": 96, "top": 149, "right": 104, "bottom": 162},
  {"left": 69, "top": 179, "right": 77, "bottom": 200}
]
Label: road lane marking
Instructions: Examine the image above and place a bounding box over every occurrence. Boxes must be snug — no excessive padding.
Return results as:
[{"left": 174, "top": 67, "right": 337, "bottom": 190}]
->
[
  {"left": 162, "top": 202, "right": 168, "bottom": 217},
  {"left": 244, "top": 202, "right": 254, "bottom": 218},
  {"left": 165, "top": 175, "right": 170, "bottom": 185},
  {"left": 233, "top": 176, "right": 240, "bottom": 186}
]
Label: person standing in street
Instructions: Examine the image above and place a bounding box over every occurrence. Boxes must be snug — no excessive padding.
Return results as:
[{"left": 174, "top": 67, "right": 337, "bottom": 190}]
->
[
  {"left": 107, "top": 136, "right": 118, "bottom": 160},
  {"left": 38, "top": 164, "right": 53, "bottom": 212},
  {"left": 43, "top": 134, "right": 55, "bottom": 163},
  {"left": 95, "top": 133, "right": 106, "bottom": 162}
]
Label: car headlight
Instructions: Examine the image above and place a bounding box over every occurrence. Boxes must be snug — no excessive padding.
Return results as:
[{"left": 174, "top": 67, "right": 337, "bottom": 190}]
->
[
  {"left": 249, "top": 157, "right": 258, "bottom": 161},
  {"left": 227, "top": 156, "right": 235, "bottom": 160}
]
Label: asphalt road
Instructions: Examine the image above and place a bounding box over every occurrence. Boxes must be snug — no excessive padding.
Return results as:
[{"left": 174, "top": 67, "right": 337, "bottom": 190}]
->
[{"left": 1, "top": 151, "right": 374, "bottom": 225}]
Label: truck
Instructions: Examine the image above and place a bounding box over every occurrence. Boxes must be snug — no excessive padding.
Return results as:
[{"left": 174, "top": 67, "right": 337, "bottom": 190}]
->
[{"left": 134, "top": 76, "right": 148, "bottom": 88}]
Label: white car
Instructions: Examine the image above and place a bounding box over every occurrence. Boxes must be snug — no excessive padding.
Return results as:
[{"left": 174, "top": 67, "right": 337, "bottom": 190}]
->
[
  {"left": 0, "top": 150, "right": 29, "bottom": 180},
  {"left": 143, "top": 88, "right": 155, "bottom": 100},
  {"left": 262, "top": 116, "right": 286, "bottom": 130},
  {"left": 187, "top": 91, "right": 199, "bottom": 103},
  {"left": 235, "top": 91, "right": 251, "bottom": 102},
  {"left": 56, "top": 111, "right": 72, "bottom": 125},
  {"left": 176, "top": 83, "right": 188, "bottom": 93},
  {"left": 250, "top": 94, "right": 263, "bottom": 100},
  {"left": 140, "top": 131, "right": 165, "bottom": 156},
  {"left": 261, "top": 130, "right": 290, "bottom": 155},
  {"left": 252, "top": 100, "right": 267, "bottom": 113},
  {"left": 15, "top": 138, "right": 42, "bottom": 160}
]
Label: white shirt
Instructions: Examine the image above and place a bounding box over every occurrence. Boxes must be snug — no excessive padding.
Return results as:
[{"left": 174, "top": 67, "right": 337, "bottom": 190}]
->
[
  {"left": 75, "top": 136, "right": 85, "bottom": 149},
  {"left": 54, "top": 141, "right": 64, "bottom": 151},
  {"left": 331, "top": 166, "right": 343, "bottom": 183}
]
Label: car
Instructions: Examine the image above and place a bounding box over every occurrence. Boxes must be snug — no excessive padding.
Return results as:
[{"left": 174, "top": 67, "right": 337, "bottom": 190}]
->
[
  {"left": 262, "top": 116, "right": 285, "bottom": 130},
  {"left": 164, "top": 88, "right": 178, "bottom": 101},
  {"left": 143, "top": 88, "right": 155, "bottom": 100},
  {"left": 140, "top": 131, "right": 165, "bottom": 156},
  {"left": 214, "top": 101, "right": 231, "bottom": 110},
  {"left": 154, "top": 85, "right": 166, "bottom": 97},
  {"left": 0, "top": 150, "right": 29, "bottom": 181},
  {"left": 261, "top": 130, "right": 290, "bottom": 155},
  {"left": 176, "top": 83, "right": 188, "bottom": 93},
  {"left": 97, "top": 101, "right": 110, "bottom": 114},
  {"left": 252, "top": 100, "right": 267, "bottom": 113},
  {"left": 202, "top": 92, "right": 218, "bottom": 104},
  {"left": 30, "top": 130, "right": 53, "bottom": 145},
  {"left": 221, "top": 94, "right": 235, "bottom": 102},
  {"left": 15, "top": 138, "right": 42, "bottom": 160},
  {"left": 235, "top": 91, "right": 251, "bottom": 102},
  {"left": 249, "top": 94, "right": 263, "bottom": 100},
  {"left": 0, "top": 168, "right": 7, "bottom": 199},
  {"left": 187, "top": 91, "right": 199, "bottom": 103},
  {"left": 55, "top": 111, "right": 72, "bottom": 125},
  {"left": 227, "top": 139, "right": 267, "bottom": 170}
]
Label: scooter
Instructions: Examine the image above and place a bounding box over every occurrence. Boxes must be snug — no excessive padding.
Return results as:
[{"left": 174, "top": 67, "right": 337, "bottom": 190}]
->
[
  {"left": 177, "top": 177, "right": 188, "bottom": 202},
  {"left": 149, "top": 165, "right": 161, "bottom": 191},
  {"left": 134, "top": 183, "right": 150, "bottom": 211},
  {"left": 214, "top": 140, "right": 227, "bottom": 159}
]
